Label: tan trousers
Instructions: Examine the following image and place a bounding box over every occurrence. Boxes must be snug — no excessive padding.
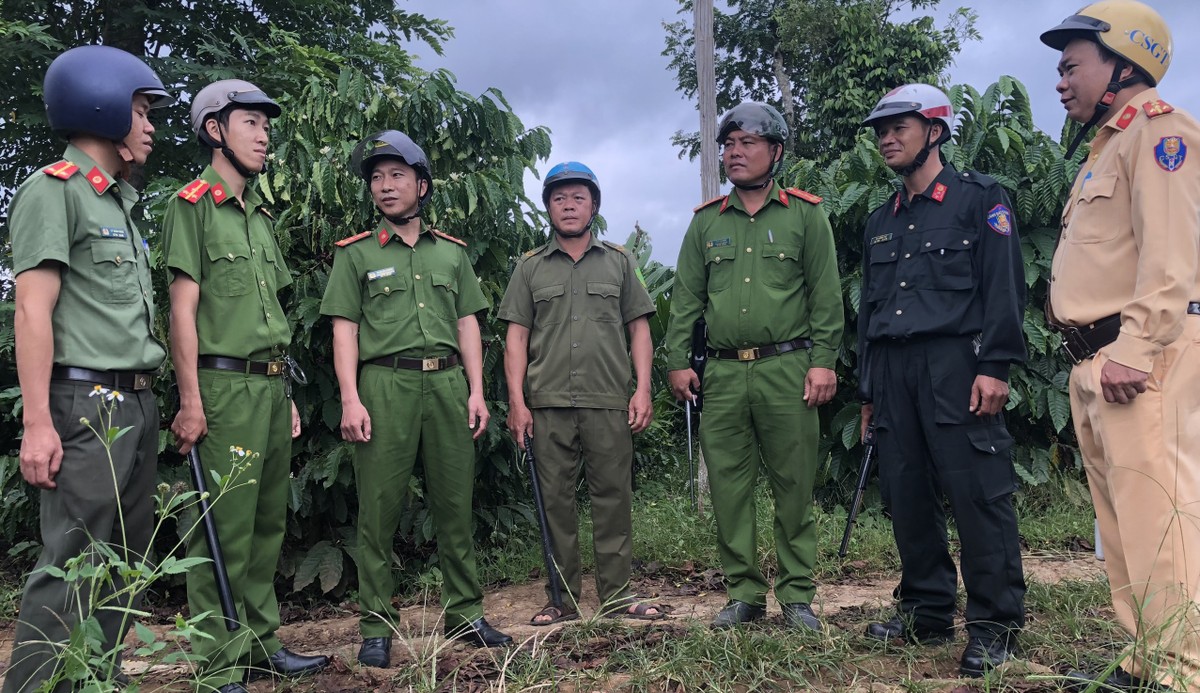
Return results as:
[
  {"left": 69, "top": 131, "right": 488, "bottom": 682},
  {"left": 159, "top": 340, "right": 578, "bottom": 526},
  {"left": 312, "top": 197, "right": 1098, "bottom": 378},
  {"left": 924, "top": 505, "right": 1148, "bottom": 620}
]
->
[{"left": 1070, "top": 315, "right": 1200, "bottom": 690}]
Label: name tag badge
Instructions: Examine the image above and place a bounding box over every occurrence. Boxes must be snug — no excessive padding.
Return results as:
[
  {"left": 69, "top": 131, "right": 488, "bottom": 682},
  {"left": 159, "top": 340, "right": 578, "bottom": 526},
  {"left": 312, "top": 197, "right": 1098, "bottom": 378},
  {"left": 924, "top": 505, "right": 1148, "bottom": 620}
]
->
[
  {"left": 705, "top": 238, "right": 732, "bottom": 249},
  {"left": 99, "top": 227, "right": 128, "bottom": 239},
  {"left": 367, "top": 267, "right": 396, "bottom": 281},
  {"left": 870, "top": 233, "right": 893, "bottom": 245}
]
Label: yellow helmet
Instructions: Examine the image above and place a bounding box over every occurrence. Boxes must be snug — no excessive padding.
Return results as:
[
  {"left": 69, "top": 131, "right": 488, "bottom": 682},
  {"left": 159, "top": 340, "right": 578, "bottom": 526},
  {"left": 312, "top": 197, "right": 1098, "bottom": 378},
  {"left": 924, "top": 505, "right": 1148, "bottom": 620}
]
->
[{"left": 1040, "top": 0, "right": 1171, "bottom": 86}]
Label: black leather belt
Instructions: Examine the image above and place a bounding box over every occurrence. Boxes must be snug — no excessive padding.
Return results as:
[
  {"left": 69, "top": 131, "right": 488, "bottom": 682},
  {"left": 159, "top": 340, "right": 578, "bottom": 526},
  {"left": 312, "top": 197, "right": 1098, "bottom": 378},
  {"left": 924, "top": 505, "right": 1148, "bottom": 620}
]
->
[
  {"left": 198, "top": 355, "right": 287, "bottom": 376},
  {"left": 708, "top": 337, "right": 813, "bottom": 362},
  {"left": 1190, "top": 301, "right": 1200, "bottom": 316},
  {"left": 1050, "top": 314, "right": 1121, "bottom": 365},
  {"left": 364, "top": 353, "right": 460, "bottom": 371},
  {"left": 50, "top": 366, "right": 154, "bottom": 391}
]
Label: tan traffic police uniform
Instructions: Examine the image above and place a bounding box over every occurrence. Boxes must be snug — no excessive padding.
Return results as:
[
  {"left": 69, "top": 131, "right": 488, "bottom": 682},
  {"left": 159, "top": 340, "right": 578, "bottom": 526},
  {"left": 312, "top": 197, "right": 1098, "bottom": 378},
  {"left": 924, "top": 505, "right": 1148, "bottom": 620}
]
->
[
  {"left": 161, "top": 165, "right": 294, "bottom": 688},
  {"left": 319, "top": 221, "right": 491, "bottom": 636},
  {"left": 5, "top": 146, "right": 164, "bottom": 693},
  {"left": 1050, "top": 89, "right": 1200, "bottom": 688},
  {"left": 497, "top": 233, "right": 656, "bottom": 606}
]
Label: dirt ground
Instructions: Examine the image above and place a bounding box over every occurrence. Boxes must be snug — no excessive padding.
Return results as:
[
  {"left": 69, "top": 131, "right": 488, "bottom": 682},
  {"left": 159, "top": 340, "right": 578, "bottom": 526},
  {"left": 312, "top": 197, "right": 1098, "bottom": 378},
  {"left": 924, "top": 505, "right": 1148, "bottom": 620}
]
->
[{"left": 0, "top": 554, "right": 1104, "bottom": 691}]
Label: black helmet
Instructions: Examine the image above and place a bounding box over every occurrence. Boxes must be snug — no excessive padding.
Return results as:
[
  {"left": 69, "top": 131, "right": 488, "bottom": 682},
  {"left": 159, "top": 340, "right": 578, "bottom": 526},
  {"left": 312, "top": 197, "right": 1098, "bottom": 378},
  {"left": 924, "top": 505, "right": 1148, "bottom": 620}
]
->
[
  {"left": 351, "top": 130, "right": 434, "bottom": 210},
  {"left": 717, "top": 102, "right": 789, "bottom": 144},
  {"left": 541, "top": 161, "right": 601, "bottom": 210},
  {"left": 44, "top": 45, "right": 174, "bottom": 141}
]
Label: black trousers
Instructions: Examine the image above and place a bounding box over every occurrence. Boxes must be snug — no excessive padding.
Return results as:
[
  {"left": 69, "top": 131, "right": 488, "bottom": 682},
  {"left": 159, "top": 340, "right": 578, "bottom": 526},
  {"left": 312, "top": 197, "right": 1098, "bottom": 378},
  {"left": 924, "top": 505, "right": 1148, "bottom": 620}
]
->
[{"left": 870, "top": 336, "right": 1025, "bottom": 641}]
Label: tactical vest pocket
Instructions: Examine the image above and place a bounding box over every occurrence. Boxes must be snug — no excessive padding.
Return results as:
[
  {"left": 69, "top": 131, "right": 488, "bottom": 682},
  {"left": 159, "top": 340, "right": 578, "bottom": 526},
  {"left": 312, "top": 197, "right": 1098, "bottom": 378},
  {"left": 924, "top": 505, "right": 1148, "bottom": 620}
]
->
[
  {"left": 586, "top": 281, "right": 621, "bottom": 323},
  {"left": 704, "top": 246, "right": 733, "bottom": 293},
  {"left": 89, "top": 240, "right": 139, "bottom": 304},
  {"left": 761, "top": 243, "right": 802, "bottom": 289},
  {"left": 366, "top": 275, "right": 408, "bottom": 323},
  {"left": 919, "top": 228, "right": 974, "bottom": 290},
  {"left": 1068, "top": 173, "right": 1120, "bottom": 243},
  {"left": 532, "top": 283, "right": 567, "bottom": 327},
  {"left": 204, "top": 242, "right": 252, "bottom": 297}
]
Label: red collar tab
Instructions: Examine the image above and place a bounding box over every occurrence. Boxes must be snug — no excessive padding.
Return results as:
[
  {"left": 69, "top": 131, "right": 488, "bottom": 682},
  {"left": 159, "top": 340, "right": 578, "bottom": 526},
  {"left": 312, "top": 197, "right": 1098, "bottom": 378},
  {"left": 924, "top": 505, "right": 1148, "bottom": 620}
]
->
[
  {"left": 786, "top": 187, "right": 823, "bottom": 205},
  {"left": 85, "top": 167, "right": 112, "bottom": 195},
  {"left": 1115, "top": 105, "right": 1139, "bottom": 130},
  {"left": 778, "top": 188, "right": 789, "bottom": 207},
  {"left": 1143, "top": 100, "right": 1174, "bottom": 119},
  {"left": 177, "top": 179, "right": 211, "bottom": 204},
  {"left": 892, "top": 194, "right": 902, "bottom": 216},
  {"left": 43, "top": 160, "right": 79, "bottom": 180},
  {"left": 931, "top": 182, "right": 947, "bottom": 203},
  {"left": 377, "top": 227, "right": 391, "bottom": 246},
  {"left": 334, "top": 230, "right": 373, "bottom": 248},
  {"left": 432, "top": 229, "right": 467, "bottom": 247},
  {"left": 210, "top": 183, "right": 230, "bottom": 205}
]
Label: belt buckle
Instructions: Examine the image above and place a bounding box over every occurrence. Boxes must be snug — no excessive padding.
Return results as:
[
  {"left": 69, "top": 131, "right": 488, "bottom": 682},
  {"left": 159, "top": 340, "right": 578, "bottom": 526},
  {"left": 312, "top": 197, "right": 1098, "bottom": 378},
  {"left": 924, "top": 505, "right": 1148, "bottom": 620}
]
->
[
  {"left": 267, "top": 361, "right": 283, "bottom": 376},
  {"left": 134, "top": 374, "right": 150, "bottom": 390},
  {"left": 422, "top": 357, "right": 439, "bottom": 372},
  {"left": 737, "top": 348, "right": 759, "bottom": 362},
  {"left": 1059, "top": 326, "right": 1088, "bottom": 365}
]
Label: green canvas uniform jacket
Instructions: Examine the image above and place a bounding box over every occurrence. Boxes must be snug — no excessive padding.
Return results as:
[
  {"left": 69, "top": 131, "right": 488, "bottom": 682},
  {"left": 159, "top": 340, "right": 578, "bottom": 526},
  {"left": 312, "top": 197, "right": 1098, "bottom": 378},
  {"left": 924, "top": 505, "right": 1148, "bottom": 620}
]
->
[
  {"left": 319, "top": 221, "right": 489, "bottom": 359},
  {"left": 497, "top": 233, "right": 656, "bottom": 410},
  {"left": 9, "top": 144, "right": 165, "bottom": 371},
  {"left": 161, "top": 166, "right": 292, "bottom": 360},
  {"left": 666, "top": 181, "right": 844, "bottom": 370}
]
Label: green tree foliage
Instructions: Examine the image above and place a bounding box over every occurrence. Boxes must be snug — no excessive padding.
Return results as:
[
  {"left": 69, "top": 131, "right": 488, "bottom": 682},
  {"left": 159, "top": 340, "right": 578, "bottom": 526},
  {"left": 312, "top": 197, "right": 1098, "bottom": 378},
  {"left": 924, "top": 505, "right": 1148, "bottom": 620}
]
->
[
  {"left": 0, "top": 4, "right": 557, "bottom": 595},
  {"left": 788, "top": 76, "right": 1080, "bottom": 501},
  {"left": 663, "top": 0, "right": 978, "bottom": 164}
]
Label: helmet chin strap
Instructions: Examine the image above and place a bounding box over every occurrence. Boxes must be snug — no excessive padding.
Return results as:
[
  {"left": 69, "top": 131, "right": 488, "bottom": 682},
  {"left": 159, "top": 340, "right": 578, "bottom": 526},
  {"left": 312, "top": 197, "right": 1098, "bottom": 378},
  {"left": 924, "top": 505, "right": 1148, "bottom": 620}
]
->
[
  {"left": 385, "top": 212, "right": 420, "bottom": 226},
  {"left": 893, "top": 123, "right": 939, "bottom": 178},
  {"left": 203, "top": 116, "right": 262, "bottom": 179},
  {"left": 1064, "top": 62, "right": 1142, "bottom": 160}
]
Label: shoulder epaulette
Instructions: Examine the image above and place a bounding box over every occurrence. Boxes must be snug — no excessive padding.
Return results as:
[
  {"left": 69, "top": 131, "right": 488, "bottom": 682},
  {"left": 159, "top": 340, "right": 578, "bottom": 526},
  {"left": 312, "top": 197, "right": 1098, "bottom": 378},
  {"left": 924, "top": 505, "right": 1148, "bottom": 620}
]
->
[
  {"left": 176, "top": 179, "right": 211, "bottom": 204},
  {"left": 602, "top": 240, "right": 628, "bottom": 253},
  {"left": 960, "top": 169, "right": 998, "bottom": 187},
  {"left": 258, "top": 207, "right": 274, "bottom": 220},
  {"left": 42, "top": 160, "right": 80, "bottom": 180},
  {"left": 694, "top": 195, "right": 726, "bottom": 213},
  {"left": 432, "top": 229, "right": 467, "bottom": 247},
  {"left": 523, "top": 242, "right": 550, "bottom": 258},
  {"left": 1143, "top": 100, "right": 1174, "bottom": 119},
  {"left": 785, "top": 188, "right": 822, "bottom": 205},
  {"left": 334, "top": 230, "right": 373, "bottom": 248}
]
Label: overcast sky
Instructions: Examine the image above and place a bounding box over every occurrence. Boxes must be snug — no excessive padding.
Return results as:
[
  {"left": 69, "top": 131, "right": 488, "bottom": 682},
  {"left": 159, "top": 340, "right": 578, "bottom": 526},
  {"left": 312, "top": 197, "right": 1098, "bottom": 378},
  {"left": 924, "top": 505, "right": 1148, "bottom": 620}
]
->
[{"left": 402, "top": 0, "right": 1198, "bottom": 264}]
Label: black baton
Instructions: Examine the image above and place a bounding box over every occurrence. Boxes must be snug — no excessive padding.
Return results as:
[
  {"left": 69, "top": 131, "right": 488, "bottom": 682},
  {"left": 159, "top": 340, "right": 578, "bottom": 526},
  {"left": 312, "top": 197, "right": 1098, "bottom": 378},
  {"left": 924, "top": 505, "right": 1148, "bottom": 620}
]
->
[
  {"left": 524, "top": 433, "right": 563, "bottom": 608},
  {"left": 187, "top": 447, "right": 240, "bottom": 631},
  {"left": 838, "top": 421, "right": 877, "bottom": 560}
]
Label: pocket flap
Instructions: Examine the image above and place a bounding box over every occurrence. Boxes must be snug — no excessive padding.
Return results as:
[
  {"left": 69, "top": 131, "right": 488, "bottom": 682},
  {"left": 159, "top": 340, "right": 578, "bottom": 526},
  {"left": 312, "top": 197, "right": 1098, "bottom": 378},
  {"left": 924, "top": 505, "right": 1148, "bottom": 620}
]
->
[
  {"left": 533, "top": 284, "right": 565, "bottom": 302},
  {"left": 586, "top": 281, "right": 620, "bottom": 298},
  {"left": 920, "top": 228, "right": 974, "bottom": 253},
  {"left": 869, "top": 239, "right": 899, "bottom": 264},
  {"left": 967, "top": 427, "right": 1014, "bottom": 455},
  {"left": 431, "top": 272, "right": 458, "bottom": 293},
  {"left": 205, "top": 242, "right": 250, "bottom": 263},
  {"left": 1079, "top": 173, "right": 1118, "bottom": 203},
  {"left": 90, "top": 240, "right": 131, "bottom": 265},
  {"left": 762, "top": 243, "right": 800, "bottom": 261},
  {"left": 367, "top": 275, "right": 408, "bottom": 297}
]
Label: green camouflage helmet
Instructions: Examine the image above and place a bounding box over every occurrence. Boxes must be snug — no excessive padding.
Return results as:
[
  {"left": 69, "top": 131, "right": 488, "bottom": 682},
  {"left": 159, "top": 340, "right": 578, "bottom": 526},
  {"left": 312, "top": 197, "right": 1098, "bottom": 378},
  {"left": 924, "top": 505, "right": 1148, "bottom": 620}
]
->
[{"left": 717, "top": 101, "right": 789, "bottom": 144}]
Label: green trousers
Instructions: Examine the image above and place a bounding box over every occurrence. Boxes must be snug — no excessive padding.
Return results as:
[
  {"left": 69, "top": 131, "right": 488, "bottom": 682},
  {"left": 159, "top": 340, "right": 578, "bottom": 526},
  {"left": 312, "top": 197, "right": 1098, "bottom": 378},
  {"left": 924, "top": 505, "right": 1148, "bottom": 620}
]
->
[
  {"left": 186, "top": 369, "right": 290, "bottom": 689},
  {"left": 699, "top": 348, "right": 820, "bottom": 606},
  {"left": 4, "top": 383, "right": 158, "bottom": 693},
  {"left": 355, "top": 364, "right": 483, "bottom": 637},
  {"left": 530, "top": 407, "right": 633, "bottom": 607}
]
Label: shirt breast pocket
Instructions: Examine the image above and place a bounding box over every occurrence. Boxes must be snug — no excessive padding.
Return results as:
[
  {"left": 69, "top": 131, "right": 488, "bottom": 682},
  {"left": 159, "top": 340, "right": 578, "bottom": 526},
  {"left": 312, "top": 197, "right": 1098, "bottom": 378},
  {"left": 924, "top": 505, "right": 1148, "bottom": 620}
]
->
[
  {"left": 919, "top": 228, "right": 974, "bottom": 290},
  {"left": 365, "top": 275, "right": 408, "bottom": 323},
  {"left": 865, "top": 239, "right": 899, "bottom": 301},
  {"left": 89, "top": 240, "right": 139, "bottom": 304},
  {"left": 705, "top": 246, "right": 733, "bottom": 293},
  {"left": 431, "top": 271, "right": 459, "bottom": 320},
  {"left": 761, "top": 243, "right": 801, "bottom": 289},
  {"left": 1068, "top": 173, "right": 1121, "bottom": 244},
  {"left": 586, "top": 281, "right": 621, "bottom": 323},
  {"left": 205, "top": 242, "right": 252, "bottom": 297},
  {"left": 532, "top": 283, "right": 567, "bottom": 327}
]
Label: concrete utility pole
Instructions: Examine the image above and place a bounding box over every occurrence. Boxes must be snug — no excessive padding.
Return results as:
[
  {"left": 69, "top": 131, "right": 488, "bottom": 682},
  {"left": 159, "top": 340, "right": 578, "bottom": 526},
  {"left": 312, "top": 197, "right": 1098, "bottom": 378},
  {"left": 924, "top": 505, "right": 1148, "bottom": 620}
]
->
[
  {"left": 694, "top": 0, "right": 720, "bottom": 202},
  {"left": 692, "top": 0, "right": 717, "bottom": 510}
]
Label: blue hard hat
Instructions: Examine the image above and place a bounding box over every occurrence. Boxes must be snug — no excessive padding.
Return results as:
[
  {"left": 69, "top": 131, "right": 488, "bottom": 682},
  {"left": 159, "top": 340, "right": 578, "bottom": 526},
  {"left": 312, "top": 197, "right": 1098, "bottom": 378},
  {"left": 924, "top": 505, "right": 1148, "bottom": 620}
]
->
[
  {"left": 542, "top": 161, "right": 600, "bottom": 210},
  {"left": 44, "top": 45, "right": 174, "bottom": 141}
]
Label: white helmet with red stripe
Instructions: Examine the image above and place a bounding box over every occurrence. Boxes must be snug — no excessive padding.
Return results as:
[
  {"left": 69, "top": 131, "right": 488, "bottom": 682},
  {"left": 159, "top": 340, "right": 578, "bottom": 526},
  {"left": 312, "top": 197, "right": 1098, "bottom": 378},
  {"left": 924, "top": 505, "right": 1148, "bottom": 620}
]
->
[{"left": 862, "top": 83, "right": 955, "bottom": 135}]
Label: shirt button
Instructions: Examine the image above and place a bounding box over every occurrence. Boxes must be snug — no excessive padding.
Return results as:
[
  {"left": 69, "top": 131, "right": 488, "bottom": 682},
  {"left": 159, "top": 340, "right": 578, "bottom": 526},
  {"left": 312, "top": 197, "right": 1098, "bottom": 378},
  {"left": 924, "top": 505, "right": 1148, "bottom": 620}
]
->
[
  {"left": 746, "top": 247, "right": 753, "bottom": 253},
  {"left": 908, "top": 224, "right": 915, "bottom": 230},
  {"left": 904, "top": 253, "right": 912, "bottom": 259},
  {"left": 418, "top": 302, "right": 425, "bottom": 308},
  {"left": 415, "top": 274, "right": 421, "bottom": 280},
  {"left": 899, "top": 281, "right": 907, "bottom": 288},
  {"left": 384, "top": 286, "right": 391, "bottom": 294},
  {"left": 572, "top": 342, "right": 579, "bottom": 348},
  {"left": 572, "top": 315, "right": 579, "bottom": 321},
  {"left": 896, "top": 309, "right": 903, "bottom": 315},
  {"left": 890, "top": 252, "right": 896, "bottom": 258},
  {"left": 962, "top": 240, "right": 969, "bottom": 245},
  {"left": 571, "top": 370, "right": 577, "bottom": 376},
  {"left": 573, "top": 289, "right": 579, "bottom": 295},
  {"left": 115, "top": 255, "right": 122, "bottom": 264},
  {"left": 744, "top": 277, "right": 751, "bottom": 283},
  {"left": 266, "top": 312, "right": 272, "bottom": 319},
  {"left": 924, "top": 242, "right": 932, "bottom": 248},
  {"left": 227, "top": 253, "right": 235, "bottom": 260},
  {"left": 741, "top": 308, "right": 748, "bottom": 314},
  {"left": 750, "top": 218, "right": 756, "bottom": 223},
  {"left": 715, "top": 255, "right": 722, "bottom": 262},
  {"left": 778, "top": 253, "right": 785, "bottom": 259},
  {"left": 260, "top": 280, "right": 266, "bottom": 287}
]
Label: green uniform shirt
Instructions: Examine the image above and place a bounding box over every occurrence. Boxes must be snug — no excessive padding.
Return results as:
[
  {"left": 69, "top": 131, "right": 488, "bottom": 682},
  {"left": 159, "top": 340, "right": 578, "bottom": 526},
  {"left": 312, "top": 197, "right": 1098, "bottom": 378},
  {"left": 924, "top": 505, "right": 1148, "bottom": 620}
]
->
[
  {"left": 498, "top": 234, "right": 656, "bottom": 410},
  {"left": 9, "top": 144, "right": 166, "bottom": 371},
  {"left": 666, "top": 182, "right": 844, "bottom": 370},
  {"left": 161, "top": 166, "right": 292, "bottom": 359},
  {"left": 319, "top": 221, "right": 489, "bottom": 360}
]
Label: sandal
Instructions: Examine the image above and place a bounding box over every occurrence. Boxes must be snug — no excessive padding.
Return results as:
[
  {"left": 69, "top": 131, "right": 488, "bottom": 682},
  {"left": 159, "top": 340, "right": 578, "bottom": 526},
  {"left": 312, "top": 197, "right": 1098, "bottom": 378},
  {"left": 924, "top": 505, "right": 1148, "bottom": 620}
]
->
[
  {"left": 529, "top": 602, "right": 579, "bottom": 626},
  {"left": 604, "top": 599, "right": 668, "bottom": 621}
]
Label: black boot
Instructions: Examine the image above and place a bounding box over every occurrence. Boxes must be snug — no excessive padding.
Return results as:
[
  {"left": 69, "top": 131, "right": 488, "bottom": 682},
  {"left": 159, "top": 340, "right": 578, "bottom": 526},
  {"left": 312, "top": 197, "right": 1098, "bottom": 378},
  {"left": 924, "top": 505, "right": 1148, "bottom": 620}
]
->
[
  {"left": 248, "top": 647, "right": 330, "bottom": 680},
  {"left": 357, "top": 637, "right": 392, "bottom": 668},
  {"left": 447, "top": 617, "right": 513, "bottom": 648},
  {"left": 781, "top": 603, "right": 822, "bottom": 631},
  {"left": 959, "top": 636, "right": 1016, "bottom": 678},
  {"left": 865, "top": 614, "right": 954, "bottom": 644},
  {"left": 711, "top": 600, "right": 766, "bottom": 629}
]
